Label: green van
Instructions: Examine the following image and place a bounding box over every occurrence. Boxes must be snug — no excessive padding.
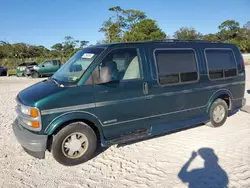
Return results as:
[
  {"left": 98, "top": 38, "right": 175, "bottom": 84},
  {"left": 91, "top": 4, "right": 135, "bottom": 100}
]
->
[{"left": 12, "top": 40, "right": 246, "bottom": 166}]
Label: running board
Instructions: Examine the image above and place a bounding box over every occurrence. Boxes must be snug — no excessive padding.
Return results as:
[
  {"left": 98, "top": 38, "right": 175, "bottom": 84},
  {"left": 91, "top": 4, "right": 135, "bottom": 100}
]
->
[{"left": 109, "top": 127, "right": 151, "bottom": 145}]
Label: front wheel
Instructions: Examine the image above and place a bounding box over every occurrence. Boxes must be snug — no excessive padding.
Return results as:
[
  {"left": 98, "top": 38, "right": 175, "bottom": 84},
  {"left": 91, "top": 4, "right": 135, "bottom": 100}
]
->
[
  {"left": 31, "top": 71, "right": 40, "bottom": 78},
  {"left": 51, "top": 122, "right": 97, "bottom": 166},
  {"left": 209, "top": 99, "right": 228, "bottom": 127}
]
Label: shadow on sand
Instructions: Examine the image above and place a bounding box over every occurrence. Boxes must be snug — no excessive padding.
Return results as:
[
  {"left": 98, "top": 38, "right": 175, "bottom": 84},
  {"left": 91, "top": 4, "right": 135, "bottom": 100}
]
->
[{"left": 178, "top": 148, "right": 228, "bottom": 188}]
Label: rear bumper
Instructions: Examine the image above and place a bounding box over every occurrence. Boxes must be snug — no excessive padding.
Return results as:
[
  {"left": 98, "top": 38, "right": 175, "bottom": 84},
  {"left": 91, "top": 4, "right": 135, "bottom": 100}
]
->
[
  {"left": 232, "top": 97, "right": 246, "bottom": 110},
  {"left": 12, "top": 119, "right": 48, "bottom": 159},
  {"left": 242, "top": 98, "right": 246, "bottom": 107}
]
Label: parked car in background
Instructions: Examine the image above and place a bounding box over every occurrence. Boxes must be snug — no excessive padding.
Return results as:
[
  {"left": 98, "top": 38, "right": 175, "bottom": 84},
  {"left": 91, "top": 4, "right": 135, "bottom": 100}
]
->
[
  {"left": 16, "top": 62, "right": 37, "bottom": 77},
  {"left": 0, "top": 66, "right": 8, "bottom": 76},
  {"left": 26, "top": 59, "right": 62, "bottom": 78}
]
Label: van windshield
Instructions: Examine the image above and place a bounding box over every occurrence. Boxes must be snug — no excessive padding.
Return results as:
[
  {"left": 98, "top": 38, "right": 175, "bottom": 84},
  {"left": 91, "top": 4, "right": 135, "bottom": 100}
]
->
[{"left": 52, "top": 47, "right": 104, "bottom": 84}]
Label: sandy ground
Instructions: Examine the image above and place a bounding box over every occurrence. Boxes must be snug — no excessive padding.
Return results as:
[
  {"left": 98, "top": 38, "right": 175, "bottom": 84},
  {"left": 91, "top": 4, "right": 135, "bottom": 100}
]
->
[
  {"left": 243, "top": 54, "right": 250, "bottom": 65},
  {"left": 1, "top": 69, "right": 250, "bottom": 188}
]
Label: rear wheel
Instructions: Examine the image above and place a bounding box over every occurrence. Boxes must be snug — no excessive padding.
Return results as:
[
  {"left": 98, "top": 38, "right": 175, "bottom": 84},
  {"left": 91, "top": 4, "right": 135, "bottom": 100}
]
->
[
  {"left": 31, "top": 71, "right": 40, "bottom": 78},
  {"left": 209, "top": 99, "right": 228, "bottom": 127},
  {"left": 51, "top": 122, "right": 97, "bottom": 166}
]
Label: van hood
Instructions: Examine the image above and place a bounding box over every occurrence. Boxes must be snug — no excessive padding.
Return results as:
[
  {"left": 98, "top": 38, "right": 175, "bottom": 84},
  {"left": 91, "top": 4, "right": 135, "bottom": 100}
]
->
[{"left": 17, "top": 80, "right": 65, "bottom": 106}]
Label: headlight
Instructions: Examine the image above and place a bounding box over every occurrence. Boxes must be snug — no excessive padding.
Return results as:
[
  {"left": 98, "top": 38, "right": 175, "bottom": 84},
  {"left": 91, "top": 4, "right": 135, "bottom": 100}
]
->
[
  {"left": 21, "top": 118, "right": 40, "bottom": 129},
  {"left": 20, "top": 105, "right": 30, "bottom": 115},
  {"left": 20, "top": 105, "right": 39, "bottom": 118},
  {"left": 16, "top": 101, "right": 41, "bottom": 131},
  {"left": 34, "top": 66, "right": 39, "bottom": 70}
]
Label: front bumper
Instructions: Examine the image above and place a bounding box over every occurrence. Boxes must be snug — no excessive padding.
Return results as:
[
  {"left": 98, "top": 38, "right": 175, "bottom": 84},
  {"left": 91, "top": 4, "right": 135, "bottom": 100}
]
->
[
  {"left": 24, "top": 69, "right": 32, "bottom": 76},
  {"left": 12, "top": 118, "right": 48, "bottom": 159},
  {"left": 16, "top": 72, "right": 24, "bottom": 77}
]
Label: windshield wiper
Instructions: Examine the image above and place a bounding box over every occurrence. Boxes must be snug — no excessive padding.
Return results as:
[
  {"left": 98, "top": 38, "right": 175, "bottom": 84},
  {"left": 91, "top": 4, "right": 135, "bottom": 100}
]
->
[{"left": 48, "top": 77, "right": 64, "bottom": 87}]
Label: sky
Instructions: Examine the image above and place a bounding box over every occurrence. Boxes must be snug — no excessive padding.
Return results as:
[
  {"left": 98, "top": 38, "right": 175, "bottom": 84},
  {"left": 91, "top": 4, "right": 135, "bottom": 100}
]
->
[{"left": 0, "top": 0, "right": 249, "bottom": 49}]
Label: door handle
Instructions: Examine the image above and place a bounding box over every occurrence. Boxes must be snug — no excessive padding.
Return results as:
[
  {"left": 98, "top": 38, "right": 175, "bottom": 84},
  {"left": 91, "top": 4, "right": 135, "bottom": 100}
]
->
[{"left": 143, "top": 82, "right": 149, "bottom": 95}]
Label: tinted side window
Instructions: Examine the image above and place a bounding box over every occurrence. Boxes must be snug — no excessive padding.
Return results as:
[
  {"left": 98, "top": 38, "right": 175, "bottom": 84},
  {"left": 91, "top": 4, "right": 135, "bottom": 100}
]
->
[
  {"left": 205, "top": 49, "right": 237, "bottom": 79},
  {"left": 43, "top": 61, "right": 53, "bottom": 67},
  {"left": 154, "top": 49, "right": 198, "bottom": 85},
  {"left": 53, "top": 60, "right": 58, "bottom": 66}
]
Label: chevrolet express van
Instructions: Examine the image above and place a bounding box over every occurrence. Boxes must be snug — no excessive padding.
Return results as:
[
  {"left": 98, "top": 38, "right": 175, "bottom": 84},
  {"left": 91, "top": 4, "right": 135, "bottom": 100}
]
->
[{"left": 13, "top": 40, "right": 246, "bottom": 166}]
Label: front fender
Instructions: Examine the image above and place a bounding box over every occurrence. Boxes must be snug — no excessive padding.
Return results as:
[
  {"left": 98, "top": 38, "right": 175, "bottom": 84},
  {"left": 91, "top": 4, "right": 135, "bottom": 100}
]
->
[
  {"left": 44, "top": 111, "right": 109, "bottom": 147},
  {"left": 206, "top": 89, "right": 233, "bottom": 113}
]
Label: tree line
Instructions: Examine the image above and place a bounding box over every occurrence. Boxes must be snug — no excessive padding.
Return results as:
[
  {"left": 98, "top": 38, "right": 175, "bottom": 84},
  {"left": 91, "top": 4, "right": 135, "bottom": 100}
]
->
[
  {"left": 0, "top": 36, "right": 89, "bottom": 68},
  {"left": 0, "top": 6, "right": 250, "bottom": 68}
]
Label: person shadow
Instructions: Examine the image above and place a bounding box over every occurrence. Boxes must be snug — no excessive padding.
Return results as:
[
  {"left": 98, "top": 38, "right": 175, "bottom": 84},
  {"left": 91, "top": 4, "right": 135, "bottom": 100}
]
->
[{"left": 178, "top": 148, "right": 228, "bottom": 188}]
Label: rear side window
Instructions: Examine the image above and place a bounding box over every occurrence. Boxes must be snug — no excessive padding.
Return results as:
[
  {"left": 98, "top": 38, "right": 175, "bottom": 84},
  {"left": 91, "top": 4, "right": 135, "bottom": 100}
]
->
[
  {"left": 205, "top": 49, "right": 237, "bottom": 80},
  {"left": 154, "top": 49, "right": 198, "bottom": 85},
  {"left": 43, "top": 61, "right": 53, "bottom": 67}
]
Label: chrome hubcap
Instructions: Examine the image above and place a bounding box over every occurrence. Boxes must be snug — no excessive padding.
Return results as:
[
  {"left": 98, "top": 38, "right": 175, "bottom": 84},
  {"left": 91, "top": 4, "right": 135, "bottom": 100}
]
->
[
  {"left": 213, "top": 105, "right": 225, "bottom": 123},
  {"left": 62, "top": 132, "right": 88, "bottom": 159}
]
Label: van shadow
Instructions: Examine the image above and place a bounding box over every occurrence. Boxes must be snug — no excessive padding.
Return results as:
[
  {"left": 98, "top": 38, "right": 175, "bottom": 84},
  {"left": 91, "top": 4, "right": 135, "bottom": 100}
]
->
[
  {"left": 116, "top": 123, "right": 205, "bottom": 148},
  {"left": 91, "top": 145, "right": 109, "bottom": 159},
  {"left": 90, "top": 124, "right": 205, "bottom": 161},
  {"left": 178, "top": 148, "right": 228, "bottom": 188},
  {"left": 116, "top": 110, "right": 239, "bottom": 148}
]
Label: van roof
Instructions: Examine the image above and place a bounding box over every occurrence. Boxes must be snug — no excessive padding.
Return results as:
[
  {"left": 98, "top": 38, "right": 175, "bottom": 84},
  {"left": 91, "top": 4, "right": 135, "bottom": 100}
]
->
[{"left": 93, "top": 39, "right": 236, "bottom": 48}]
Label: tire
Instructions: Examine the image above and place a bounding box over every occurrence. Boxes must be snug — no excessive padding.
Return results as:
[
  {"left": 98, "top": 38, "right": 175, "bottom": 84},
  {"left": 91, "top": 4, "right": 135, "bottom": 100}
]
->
[
  {"left": 209, "top": 98, "right": 228, "bottom": 127},
  {"left": 51, "top": 122, "right": 97, "bottom": 166},
  {"left": 31, "top": 71, "right": 40, "bottom": 78}
]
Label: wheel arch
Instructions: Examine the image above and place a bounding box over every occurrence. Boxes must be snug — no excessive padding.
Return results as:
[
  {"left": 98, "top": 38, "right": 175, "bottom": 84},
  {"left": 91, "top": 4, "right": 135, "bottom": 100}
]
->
[
  {"left": 206, "top": 89, "right": 233, "bottom": 113},
  {"left": 31, "top": 70, "right": 40, "bottom": 77},
  {"left": 45, "top": 111, "right": 108, "bottom": 148}
]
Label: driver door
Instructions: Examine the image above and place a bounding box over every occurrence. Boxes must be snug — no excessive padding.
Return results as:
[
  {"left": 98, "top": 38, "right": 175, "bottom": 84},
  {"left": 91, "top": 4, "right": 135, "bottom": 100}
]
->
[
  {"left": 92, "top": 47, "right": 151, "bottom": 141},
  {"left": 39, "top": 61, "right": 53, "bottom": 75}
]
